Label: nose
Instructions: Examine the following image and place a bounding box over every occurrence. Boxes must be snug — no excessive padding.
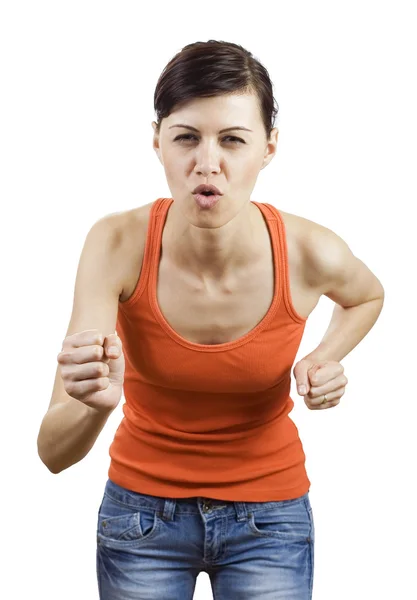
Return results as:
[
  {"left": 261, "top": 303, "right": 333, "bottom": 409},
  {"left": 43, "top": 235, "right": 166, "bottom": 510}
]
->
[{"left": 194, "top": 142, "right": 221, "bottom": 177}]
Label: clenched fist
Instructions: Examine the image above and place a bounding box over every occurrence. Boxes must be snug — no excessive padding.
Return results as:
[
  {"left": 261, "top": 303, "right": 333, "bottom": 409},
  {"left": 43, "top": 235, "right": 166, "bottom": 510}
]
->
[{"left": 57, "top": 329, "right": 125, "bottom": 412}]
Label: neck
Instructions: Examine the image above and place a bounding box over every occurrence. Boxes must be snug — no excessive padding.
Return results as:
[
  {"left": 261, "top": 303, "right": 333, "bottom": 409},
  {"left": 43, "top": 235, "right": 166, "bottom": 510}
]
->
[{"left": 165, "top": 200, "right": 265, "bottom": 281}]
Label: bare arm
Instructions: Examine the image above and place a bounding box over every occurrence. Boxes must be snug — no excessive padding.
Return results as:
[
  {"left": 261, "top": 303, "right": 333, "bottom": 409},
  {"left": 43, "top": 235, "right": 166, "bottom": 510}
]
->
[
  {"left": 37, "top": 400, "right": 115, "bottom": 474},
  {"left": 37, "top": 214, "right": 126, "bottom": 473}
]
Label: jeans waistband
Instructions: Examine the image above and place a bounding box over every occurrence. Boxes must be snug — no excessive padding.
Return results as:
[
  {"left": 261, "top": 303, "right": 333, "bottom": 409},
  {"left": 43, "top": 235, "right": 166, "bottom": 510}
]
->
[{"left": 104, "top": 478, "right": 310, "bottom": 523}]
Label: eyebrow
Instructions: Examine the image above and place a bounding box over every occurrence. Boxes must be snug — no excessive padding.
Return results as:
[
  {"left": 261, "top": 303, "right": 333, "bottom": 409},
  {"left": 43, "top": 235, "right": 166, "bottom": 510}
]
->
[{"left": 169, "top": 124, "right": 253, "bottom": 133}]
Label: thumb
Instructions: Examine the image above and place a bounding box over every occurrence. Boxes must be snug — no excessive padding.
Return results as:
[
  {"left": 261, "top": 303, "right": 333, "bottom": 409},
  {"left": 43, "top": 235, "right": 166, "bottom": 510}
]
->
[
  {"left": 103, "top": 333, "right": 124, "bottom": 386},
  {"left": 294, "top": 361, "right": 311, "bottom": 396},
  {"left": 104, "top": 333, "right": 122, "bottom": 359}
]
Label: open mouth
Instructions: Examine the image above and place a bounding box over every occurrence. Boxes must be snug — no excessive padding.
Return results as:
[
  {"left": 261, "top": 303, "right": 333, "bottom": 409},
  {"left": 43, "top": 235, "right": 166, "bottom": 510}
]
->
[{"left": 201, "top": 191, "right": 215, "bottom": 196}]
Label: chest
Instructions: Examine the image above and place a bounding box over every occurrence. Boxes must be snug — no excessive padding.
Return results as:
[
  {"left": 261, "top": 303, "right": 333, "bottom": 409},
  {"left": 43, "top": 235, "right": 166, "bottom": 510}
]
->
[
  {"left": 120, "top": 208, "right": 321, "bottom": 345},
  {"left": 156, "top": 227, "right": 319, "bottom": 346},
  {"left": 156, "top": 256, "right": 277, "bottom": 345}
]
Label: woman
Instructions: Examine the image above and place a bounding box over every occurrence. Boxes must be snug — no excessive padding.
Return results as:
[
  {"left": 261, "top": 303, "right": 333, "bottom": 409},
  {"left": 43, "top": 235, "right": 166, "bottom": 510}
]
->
[{"left": 37, "top": 40, "right": 384, "bottom": 599}]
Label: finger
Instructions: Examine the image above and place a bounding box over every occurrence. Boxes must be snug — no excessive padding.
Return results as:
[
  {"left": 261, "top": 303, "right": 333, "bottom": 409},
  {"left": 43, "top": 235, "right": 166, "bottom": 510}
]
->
[
  {"left": 309, "top": 362, "right": 344, "bottom": 387},
  {"left": 63, "top": 329, "right": 104, "bottom": 350},
  {"left": 306, "top": 395, "right": 341, "bottom": 410},
  {"left": 65, "top": 377, "right": 109, "bottom": 400},
  {"left": 308, "top": 386, "right": 346, "bottom": 408},
  {"left": 57, "top": 344, "right": 104, "bottom": 364},
  {"left": 316, "top": 397, "right": 341, "bottom": 410},
  {"left": 308, "top": 374, "right": 348, "bottom": 398},
  {"left": 61, "top": 360, "right": 109, "bottom": 381}
]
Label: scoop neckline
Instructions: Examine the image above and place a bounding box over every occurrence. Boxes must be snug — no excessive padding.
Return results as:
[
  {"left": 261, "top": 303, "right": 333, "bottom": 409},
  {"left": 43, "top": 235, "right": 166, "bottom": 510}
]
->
[{"left": 149, "top": 199, "right": 282, "bottom": 352}]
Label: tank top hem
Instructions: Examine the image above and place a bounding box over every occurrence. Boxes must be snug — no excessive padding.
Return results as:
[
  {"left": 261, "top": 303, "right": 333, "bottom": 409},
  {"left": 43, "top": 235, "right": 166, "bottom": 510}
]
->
[{"left": 108, "top": 464, "right": 311, "bottom": 502}]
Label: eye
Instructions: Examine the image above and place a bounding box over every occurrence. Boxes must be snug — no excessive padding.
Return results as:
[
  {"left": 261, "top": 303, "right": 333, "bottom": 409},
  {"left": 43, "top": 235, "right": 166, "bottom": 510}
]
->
[{"left": 173, "top": 134, "right": 245, "bottom": 144}]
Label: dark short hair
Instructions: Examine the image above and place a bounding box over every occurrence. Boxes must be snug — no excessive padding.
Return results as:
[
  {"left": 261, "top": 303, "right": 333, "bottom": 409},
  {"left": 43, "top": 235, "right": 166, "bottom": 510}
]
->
[{"left": 153, "top": 40, "right": 279, "bottom": 140}]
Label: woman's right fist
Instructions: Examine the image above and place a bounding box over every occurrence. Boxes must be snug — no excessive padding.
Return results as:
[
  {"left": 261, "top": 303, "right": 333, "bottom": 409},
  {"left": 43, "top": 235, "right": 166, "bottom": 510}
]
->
[{"left": 57, "top": 329, "right": 125, "bottom": 412}]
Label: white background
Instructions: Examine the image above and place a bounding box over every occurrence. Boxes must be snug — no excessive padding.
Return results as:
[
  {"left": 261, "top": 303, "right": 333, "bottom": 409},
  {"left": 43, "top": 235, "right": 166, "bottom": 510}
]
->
[{"left": 1, "top": 1, "right": 415, "bottom": 598}]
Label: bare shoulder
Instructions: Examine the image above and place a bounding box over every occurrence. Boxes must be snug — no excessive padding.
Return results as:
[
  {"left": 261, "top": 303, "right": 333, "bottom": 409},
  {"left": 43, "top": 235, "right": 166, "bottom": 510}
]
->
[
  {"left": 278, "top": 208, "right": 347, "bottom": 289},
  {"left": 108, "top": 201, "right": 154, "bottom": 302},
  {"left": 280, "top": 209, "right": 351, "bottom": 284},
  {"left": 278, "top": 208, "right": 324, "bottom": 241},
  {"left": 279, "top": 209, "right": 384, "bottom": 304},
  {"left": 276, "top": 209, "right": 320, "bottom": 283},
  {"left": 112, "top": 201, "right": 154, "bottom": 238}
]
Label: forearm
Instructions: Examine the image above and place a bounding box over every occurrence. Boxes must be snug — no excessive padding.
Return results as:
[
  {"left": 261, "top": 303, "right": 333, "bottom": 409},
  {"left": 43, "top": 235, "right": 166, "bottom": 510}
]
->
[
  {"left": 37, "top": 400, "right": 115, "bottom": 474},
  {"left": 303, "top": 296, "right": 384, "bottom": 363}
]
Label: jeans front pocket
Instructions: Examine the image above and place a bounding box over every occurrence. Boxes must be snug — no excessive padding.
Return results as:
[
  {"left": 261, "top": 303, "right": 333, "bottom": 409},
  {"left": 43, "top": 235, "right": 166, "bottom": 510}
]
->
[
  {"left": 307, "top": 505, "right": 315, "bottom": 543},
  {"left": 97, "top": 493, "right": 160, "bottom": 548},
  {"left": 247, "top": 496, "right": 311, "bottom": 542}
]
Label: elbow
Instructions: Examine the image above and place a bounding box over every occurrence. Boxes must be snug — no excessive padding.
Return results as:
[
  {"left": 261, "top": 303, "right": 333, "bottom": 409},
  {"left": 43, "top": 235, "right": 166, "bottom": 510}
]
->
[
  {"left": 37, "top": 439, "right": 61, "bottom": 474},
  {"left": 38, "top": 454, "right": 60, "bottom": 474},
  {"left": 38, "top": 450, "right": 60, "bottom": 474}
]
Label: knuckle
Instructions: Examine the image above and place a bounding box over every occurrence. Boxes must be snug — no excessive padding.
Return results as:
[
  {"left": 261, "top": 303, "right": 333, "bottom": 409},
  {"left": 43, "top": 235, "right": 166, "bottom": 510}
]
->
[
  {"left": 96, "top": 377, "right": 108, "bottom": 390},
  {"left": 96, "top": 363, "right": 107, "bottom": 377},
  {"left": 94, "top": 345, "right": 103, "bottom": 359},
  {"left": 60, "top": 365, "right": 71, "bottom": 379},
  {"left": 77, "top": 382, "right": 89, "bottom": 399},
  {"left": 65, "top": 380, "right": 75, "bottom": 395}
]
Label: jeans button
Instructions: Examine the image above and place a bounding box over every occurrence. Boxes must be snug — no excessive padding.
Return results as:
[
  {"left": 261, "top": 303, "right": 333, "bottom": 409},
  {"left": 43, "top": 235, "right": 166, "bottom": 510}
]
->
[{"left": 202, "top": 500, "right": 212, "bottom": 513}]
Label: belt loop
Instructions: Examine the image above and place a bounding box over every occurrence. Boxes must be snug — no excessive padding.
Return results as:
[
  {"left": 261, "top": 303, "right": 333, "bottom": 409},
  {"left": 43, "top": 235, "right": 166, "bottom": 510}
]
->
[
  {"left": 234, "top": 501, "right": 250, "bottom": 522},
  {"left": 161, "top": 498, "right": 176, "bottom": 521}
]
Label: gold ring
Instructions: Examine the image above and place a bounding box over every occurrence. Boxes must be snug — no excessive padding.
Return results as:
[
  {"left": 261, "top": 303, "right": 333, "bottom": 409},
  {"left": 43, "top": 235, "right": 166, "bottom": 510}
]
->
[{"left": 322, "top": 394, "right": 328, "bottom": 404}]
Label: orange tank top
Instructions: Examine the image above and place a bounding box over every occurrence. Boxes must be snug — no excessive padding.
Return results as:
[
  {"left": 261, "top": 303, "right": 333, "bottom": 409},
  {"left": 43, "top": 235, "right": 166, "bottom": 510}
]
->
[{"left": 108, "top": 198, "right": 311, "bottom": 501}]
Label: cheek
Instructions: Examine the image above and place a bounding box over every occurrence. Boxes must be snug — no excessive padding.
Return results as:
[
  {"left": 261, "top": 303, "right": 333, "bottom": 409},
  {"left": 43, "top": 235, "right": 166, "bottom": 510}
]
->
[
  {"left": 243, "top": 163, "right": 261, "bottom": 179},
  {"left": 236, "top": 150, "right": 264, "bottom": 178},
  {"left": 162, "top": 161, "right": 186, "bottom": 188},
  {"left": 235, "top": 162, "right": 262, "bottom": 189}
]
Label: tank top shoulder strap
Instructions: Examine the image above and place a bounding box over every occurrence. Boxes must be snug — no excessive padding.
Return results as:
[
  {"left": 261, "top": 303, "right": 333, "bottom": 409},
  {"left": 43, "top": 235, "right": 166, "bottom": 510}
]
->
[
  {"left": 260, "top": 202, "right": 289, "bottom": 275},
  {"left": 139, "top": 197, "right": 171, "bottom": 287},
  {"left": 119, "top": 198, "right": 170, "bottom": 309},
  {"left": 253, "top": 201, "right": 306, "bottom": 324}
]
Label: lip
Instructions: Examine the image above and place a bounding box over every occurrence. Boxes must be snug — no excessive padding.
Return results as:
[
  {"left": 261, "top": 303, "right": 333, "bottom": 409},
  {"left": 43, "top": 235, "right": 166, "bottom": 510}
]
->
[{"left": 192, "top": 184, "right": 223, "bottom": 195}]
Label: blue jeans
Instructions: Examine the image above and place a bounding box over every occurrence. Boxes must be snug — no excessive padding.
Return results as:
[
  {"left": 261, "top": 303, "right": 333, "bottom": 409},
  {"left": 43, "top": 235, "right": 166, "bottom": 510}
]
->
[{"left": 96, "top": 478, "right": 315, "bottom": 599}]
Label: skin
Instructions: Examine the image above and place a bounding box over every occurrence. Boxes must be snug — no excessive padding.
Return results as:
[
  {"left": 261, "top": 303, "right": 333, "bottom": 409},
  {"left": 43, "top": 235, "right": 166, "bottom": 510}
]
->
[{"left": 151, "top": 92, "right": 279, "bottom": 282}]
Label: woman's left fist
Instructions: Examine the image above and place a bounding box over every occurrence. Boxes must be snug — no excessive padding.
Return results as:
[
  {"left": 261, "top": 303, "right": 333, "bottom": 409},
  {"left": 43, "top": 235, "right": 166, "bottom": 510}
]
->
[{"left": 293, "top": 358, "right": 348, "bottom": 410}]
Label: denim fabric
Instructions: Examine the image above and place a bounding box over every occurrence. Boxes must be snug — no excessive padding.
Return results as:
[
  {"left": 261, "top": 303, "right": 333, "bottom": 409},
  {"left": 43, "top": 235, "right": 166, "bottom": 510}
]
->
[{"left": 96, "top": 478, "right": 315, "bottom": 599}]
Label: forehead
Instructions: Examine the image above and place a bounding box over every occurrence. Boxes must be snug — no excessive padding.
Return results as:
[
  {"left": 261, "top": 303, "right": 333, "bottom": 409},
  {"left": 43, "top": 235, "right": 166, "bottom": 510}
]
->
[{"left": 163, "top": 93, "right": 261, "bottom": 130}]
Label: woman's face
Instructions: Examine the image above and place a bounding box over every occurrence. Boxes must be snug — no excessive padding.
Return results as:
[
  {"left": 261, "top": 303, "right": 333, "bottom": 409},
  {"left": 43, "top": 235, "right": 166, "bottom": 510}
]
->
[{"left": 152, "top": 93, "right": 278, "bottom": 219}]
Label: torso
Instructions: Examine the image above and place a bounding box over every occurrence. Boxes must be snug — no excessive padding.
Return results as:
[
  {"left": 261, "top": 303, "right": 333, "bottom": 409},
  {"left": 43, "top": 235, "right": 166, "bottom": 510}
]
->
[{"left": 116, "top": 201, "right": 322, "bottom": 345}]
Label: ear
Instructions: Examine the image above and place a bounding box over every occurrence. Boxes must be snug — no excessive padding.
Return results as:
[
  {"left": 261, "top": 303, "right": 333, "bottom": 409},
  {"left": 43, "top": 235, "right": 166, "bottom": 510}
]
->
[
  {"left": 152, "top": 122, "right": 162, "bottom": 164},
  {"left": 261, "top": 127, "right": 278, "bottom": 170}
]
